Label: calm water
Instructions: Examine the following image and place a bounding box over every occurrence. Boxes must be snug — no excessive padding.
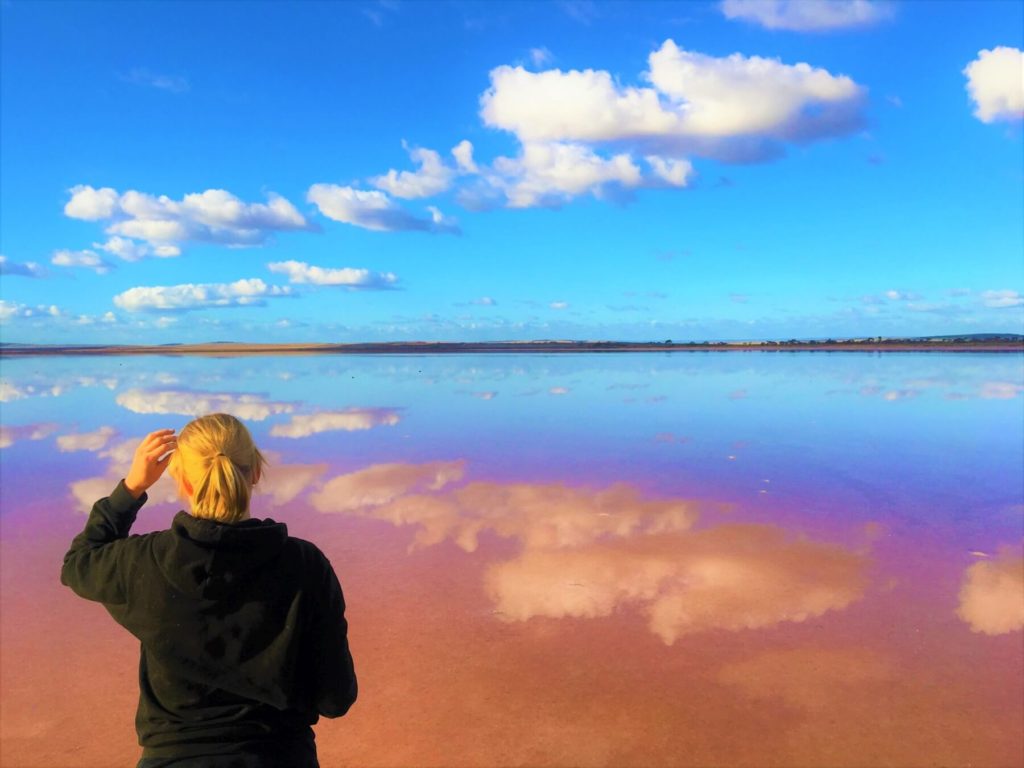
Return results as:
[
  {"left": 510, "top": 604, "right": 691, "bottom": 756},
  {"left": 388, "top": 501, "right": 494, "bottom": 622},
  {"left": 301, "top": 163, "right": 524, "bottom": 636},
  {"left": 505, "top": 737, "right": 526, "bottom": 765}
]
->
[{"left": 1, "top": 352, "right": 1022, "bottom": 767}]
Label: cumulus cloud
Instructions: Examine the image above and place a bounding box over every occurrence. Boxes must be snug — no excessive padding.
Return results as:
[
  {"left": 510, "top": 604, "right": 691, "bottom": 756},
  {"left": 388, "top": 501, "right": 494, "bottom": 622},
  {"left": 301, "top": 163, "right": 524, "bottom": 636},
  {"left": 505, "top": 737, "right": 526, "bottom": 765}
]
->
[
  {"left": 310, "top": 460, "right": 467, "bottom": 514},
  {"left": 481, "top": 40, "right": 865, "bottom": 160},
  {"left": 115, "top": 388, "right": 296, "bottom": 421},
  {"left": 980, "top": 289, "right": 1023, "bottom": 308},
  {"left": 0, "top": 422, "right": 59, "bottom": 449},
  {"left": 268, "top": 408, "right": 401, "bottom": 438},
  {"left": 94, "top": 236, "right": 180, "bottom": 261},
  {"left": 307, "top": 184, "right": 460, "bottom": 233},
  {"left": 964, "top": 47, "right": 1024, "bottom": 123},
  {"left": 0, "top": 255, "right": 46, "bottom": 278},
  {"left": 370, "top": 143, "right": 458, "bottom": 199},
  {"left": 113, "top": 278, "right": 292, "bottom": 312},
  {"left": 267, "top": 260, "right": 398, "bottom": 289},
  {"left": 63, "top": 185, "right": 312, "bottom": 253},
  {"left": 956, "top": 546, "right": 1024, "bottom": 635},
  {"left": 56, "top": 426, "right": 117, "bottom": 452},
  {"left": 0, "top": 300, "right": 63, "bottom": 323},
  {"left": 492, "top": 142, "right": 644, "bottom": 208},
  {"left": 84, "top": 311, "right": 118, "bottom": 326},
  {"left": 51, "top": 249, "right": 112, "bottom": 274},
  {"left": 455, "top": 38, "right": 864, "bottom": 207},
  {"left": 720, "top": 0, "right": 892, "bottom": 31}
]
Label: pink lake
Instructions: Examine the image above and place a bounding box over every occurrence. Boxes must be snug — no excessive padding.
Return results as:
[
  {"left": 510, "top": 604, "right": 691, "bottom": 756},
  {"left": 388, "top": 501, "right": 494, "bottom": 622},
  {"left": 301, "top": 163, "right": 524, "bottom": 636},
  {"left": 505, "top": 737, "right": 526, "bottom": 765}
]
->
[{"left": 1, "top": 352, "right": 1022, "bottom": 767}]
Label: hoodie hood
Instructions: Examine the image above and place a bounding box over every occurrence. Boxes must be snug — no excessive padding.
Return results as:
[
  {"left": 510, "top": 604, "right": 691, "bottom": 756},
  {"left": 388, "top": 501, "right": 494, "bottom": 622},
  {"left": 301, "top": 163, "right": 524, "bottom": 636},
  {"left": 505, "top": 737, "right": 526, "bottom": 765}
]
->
[{"left": 161, "top": 511, "right": 288, "bottom": 599}]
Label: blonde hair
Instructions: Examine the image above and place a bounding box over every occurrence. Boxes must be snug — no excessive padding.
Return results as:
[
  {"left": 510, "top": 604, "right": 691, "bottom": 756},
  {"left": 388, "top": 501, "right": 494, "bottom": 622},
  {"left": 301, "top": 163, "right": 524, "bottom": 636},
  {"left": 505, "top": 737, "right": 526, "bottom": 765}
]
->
[{"left": 169, "top": 413, "right": 267, "bottom": 523}]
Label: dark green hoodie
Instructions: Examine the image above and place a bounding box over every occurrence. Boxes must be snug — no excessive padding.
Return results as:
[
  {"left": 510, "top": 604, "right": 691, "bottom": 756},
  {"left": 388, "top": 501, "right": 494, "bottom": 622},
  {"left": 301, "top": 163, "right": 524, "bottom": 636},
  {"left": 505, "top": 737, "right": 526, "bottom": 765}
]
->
[{"left": 60, "top": 480, "right": 357, "bottom": 766}]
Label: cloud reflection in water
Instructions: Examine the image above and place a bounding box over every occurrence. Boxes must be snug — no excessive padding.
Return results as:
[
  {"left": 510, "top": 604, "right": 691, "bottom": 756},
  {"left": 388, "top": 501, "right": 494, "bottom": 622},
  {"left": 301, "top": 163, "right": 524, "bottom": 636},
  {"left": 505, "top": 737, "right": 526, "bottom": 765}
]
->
[
  {"left": 312, "top": 461, "right": 869, "bottom": 643},
  {"left": 957, "top": 545, "right": 1024, "bottom": 635}
]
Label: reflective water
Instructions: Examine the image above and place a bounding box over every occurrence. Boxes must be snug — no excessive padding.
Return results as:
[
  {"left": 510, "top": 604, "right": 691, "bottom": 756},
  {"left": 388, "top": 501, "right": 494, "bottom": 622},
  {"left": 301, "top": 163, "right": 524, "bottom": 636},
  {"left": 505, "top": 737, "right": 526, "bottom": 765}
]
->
[{"left": 1, "top": 352, "right": 1022, "bottom": 767}]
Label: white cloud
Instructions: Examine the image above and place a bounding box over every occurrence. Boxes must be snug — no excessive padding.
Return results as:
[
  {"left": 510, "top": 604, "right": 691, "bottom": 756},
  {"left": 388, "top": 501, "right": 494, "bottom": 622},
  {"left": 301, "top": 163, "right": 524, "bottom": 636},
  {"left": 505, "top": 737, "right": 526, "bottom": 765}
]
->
[
  {"left": 0, "top": 422, "right": 58, "bottom": 449},
  {"left": 51, "top": 249, "right": 111, "bottom": 274},
  {"left": 472, "top": 296, "right": 497, "bottom": 306},
  {"left": 957, "top": 546, "right": 1024, "bottom": 635},
  {"left": 268, "top": 408, "right": 401, "bottom": 438},
  {"left": 113, "top": 278, "right": 292, "bottom": 312},
  {"left": 64, "top": 186, "right": 119, "bottom": 220},
  {"left": 64, "top": 186, "right": 311, "bottom": 253},
  {"left": 115, "top": 387, "right": 296, "bottom": 421},
  {"left": 57, "top": 426, "right": 117, "bottom": 452},
  {"left": 491, "top": 142, "right": 643, "bottom": 208},
  {"left": 451, "top": 140, "right": 478, "bottom": 173},
  {"left": 549, "top": 301, "right": 569, "bottom": 310},
  {"left": 94, "top": 235, "right": 180, "bottom": 261},
  {"left": 0, "top": 255, "right": 46, "bottom": 278},
  {"left": 964, "top": 47, "right": 1024, "bottom": 123},
  {"left": 310, "top": 460, "right": 466, "bottom": 513},
  {"left": 720, "top": 0, "right": 892, "bottom": 31},
  {"left": 647, "top": 41, "right": 864, "bottom": 142},
  {"left": 981, "top": 289, "right": 1023, "bottom": 308},
  {"left": 267, "top": 260, "right": 398, "bottom": 289},
  {"left": 482, "top": 40, "right": 864, "bottom": 156},
  {"left": 645, "top": 155, "right": 694, "bottom": 186},
  {"left": 0, "top": 300, "right": 64, "bottom": 323},
  {"left": 307, "top": 184, "right": 460, "bottom": 233},
  {"left": 370, "top": 143, "right": 457, "bottom": 199}
]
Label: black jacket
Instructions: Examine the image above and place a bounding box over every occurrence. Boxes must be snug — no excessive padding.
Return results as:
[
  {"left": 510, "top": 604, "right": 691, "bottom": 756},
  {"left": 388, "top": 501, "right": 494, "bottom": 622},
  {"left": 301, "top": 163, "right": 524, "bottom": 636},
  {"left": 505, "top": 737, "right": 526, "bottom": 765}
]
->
[{"left": 60, "top": 480, "right": 357, "bottom": 766}]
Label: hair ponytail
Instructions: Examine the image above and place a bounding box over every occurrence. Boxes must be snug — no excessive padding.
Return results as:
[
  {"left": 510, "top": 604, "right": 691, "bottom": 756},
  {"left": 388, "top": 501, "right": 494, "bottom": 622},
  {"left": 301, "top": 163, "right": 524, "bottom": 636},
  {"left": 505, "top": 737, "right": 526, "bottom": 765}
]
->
[
  {"left": 169, "top": 413, "right": 266, "bottom": 523},
  {"left": 192, "top": 453, "right": 253, "bottom": 524}
]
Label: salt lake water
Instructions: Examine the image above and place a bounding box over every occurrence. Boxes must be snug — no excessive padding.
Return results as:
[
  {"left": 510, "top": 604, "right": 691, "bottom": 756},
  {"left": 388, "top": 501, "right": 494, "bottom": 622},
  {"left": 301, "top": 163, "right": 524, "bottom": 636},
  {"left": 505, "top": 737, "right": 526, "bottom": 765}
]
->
[{"left": 1, "top": 351, "right": 1022, "bottom": 766}]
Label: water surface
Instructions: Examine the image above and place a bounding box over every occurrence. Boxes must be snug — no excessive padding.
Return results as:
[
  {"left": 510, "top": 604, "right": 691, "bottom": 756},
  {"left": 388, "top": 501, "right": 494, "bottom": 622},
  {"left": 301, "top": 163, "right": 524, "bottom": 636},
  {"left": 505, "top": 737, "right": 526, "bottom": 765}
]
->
[{"left": 1, "top": 352, "right": 1022, "bottom": 767}]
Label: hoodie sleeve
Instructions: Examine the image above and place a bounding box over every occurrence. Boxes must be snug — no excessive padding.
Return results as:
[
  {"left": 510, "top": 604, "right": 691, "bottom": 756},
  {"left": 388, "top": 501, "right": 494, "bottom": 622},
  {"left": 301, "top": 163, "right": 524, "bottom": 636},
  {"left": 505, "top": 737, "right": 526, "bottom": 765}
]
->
[
  {"left": 60, "top": 479, "right": 147, "bottom": 605},
  {"left": 310, "top": 556, "right": 358, "bottom": 718}
]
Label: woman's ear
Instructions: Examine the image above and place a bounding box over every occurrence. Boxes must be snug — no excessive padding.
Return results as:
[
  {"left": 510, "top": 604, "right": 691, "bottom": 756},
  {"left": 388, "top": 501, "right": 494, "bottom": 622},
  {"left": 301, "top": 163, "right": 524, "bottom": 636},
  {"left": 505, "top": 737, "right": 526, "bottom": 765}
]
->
[
  {"left": 252, "top": 465, "right": 262, "bottom": 485},
  {"left": 178, "top": 475, "right": 193, "bottom": 500}
]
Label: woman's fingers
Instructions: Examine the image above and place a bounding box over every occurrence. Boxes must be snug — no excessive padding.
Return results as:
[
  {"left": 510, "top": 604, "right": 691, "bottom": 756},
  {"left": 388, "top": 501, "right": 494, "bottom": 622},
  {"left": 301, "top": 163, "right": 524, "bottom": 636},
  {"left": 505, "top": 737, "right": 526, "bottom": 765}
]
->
[{"left": 147, "top": 439, "right": 176, "bottom": 458}]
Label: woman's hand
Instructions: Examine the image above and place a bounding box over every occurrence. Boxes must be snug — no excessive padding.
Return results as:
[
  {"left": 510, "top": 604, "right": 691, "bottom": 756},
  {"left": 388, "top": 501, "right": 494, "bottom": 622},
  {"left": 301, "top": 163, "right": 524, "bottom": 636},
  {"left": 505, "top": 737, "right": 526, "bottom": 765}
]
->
[{"left": 124, "top": 429, "right": 177, "bottom": 500}]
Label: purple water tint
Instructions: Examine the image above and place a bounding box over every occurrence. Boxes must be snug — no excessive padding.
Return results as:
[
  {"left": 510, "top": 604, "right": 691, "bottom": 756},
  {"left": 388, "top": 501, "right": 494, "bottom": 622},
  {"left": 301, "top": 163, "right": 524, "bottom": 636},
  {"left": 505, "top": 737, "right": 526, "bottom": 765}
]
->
[{"left": 1, "top": 351, "right": 1022, "bottom": 766}]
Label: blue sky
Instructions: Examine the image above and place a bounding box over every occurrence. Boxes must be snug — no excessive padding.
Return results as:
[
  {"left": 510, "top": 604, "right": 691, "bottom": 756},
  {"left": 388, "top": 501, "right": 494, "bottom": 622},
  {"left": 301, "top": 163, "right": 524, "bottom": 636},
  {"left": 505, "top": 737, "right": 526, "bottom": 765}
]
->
[{"left": 1, "top": 0, "right": 1022, "bottom": 343}]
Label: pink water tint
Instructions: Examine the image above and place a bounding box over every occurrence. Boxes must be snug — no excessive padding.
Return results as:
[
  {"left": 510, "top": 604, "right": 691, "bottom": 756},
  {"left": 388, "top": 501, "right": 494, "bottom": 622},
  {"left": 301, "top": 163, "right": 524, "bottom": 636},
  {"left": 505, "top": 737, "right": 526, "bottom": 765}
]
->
[
  {"left": 3, "top": 459, "right": 1022, "bottom": 766},
  {"left": 2, "top": 351, "right": 1023, "bottom": 766}
]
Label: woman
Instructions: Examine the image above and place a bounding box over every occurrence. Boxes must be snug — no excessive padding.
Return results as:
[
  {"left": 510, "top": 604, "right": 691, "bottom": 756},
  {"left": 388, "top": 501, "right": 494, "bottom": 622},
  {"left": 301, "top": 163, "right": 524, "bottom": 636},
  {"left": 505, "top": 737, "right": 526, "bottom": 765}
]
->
[{"left": 61, "top": 413, "right": 357, "bottom": 767}]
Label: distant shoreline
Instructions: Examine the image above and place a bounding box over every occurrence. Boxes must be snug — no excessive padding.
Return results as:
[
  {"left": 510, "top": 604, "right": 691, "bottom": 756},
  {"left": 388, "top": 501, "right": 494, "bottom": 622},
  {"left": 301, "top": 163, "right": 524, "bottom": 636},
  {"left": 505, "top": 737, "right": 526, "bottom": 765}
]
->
[{"left": 2, "top": 340, "right": 1022, "bottom": 357}]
